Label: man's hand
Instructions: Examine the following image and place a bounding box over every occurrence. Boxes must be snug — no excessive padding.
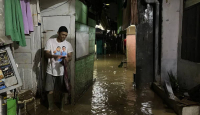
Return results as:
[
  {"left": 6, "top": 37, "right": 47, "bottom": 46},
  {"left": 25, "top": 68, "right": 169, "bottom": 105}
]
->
[
  {"left": 45, "top": 51, "right": 64, "bottom": 61},
  {"left": 53, "top": 55, "right": 63, "bottom": 61},
  {"left": 64, "top": 56, "right": 70, "bottom": 63},
  {"left": 66, "top": 52, "right": 72, "bottom": 62}
]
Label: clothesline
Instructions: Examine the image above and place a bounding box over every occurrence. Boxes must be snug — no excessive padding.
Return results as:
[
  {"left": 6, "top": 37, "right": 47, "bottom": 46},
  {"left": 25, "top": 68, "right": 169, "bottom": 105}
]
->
[{"left": 5, "top": 0, "right": 41, "bottom": 46}]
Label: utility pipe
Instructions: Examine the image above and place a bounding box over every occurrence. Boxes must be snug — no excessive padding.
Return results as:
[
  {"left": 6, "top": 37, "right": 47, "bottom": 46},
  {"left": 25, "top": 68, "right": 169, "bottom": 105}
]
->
[{"left": 145, "top": 0, "right": 160, "bottom": 83}]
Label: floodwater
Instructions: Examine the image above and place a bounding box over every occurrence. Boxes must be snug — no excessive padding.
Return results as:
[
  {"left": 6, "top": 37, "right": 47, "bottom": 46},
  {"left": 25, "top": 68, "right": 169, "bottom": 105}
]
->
[{"left": 32, "top": 54, "right": 176, "bottom": 115}]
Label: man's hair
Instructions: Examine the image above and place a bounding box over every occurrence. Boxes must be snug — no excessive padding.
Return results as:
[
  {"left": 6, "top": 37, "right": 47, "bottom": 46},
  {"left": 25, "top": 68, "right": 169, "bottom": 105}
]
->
[
  {"left": 62, "top": 46, "right": 66, "bottom": 48},
  {"left": 58, "top": 26, "right": 68, "bottom": 33},
  {"left": 57, "top": 46, "right": 61, "bottom": 48}
]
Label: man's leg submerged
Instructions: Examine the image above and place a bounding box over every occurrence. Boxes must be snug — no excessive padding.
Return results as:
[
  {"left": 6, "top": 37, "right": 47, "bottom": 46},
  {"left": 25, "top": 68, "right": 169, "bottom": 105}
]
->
[
  {"left": 46, "top": 74, "right": 69, "bottom": 111},
  {"left": 60, "top": 93, "right": 68, "bottom": 111},
  {"left": 45, "top": 74, "right": 56, "bottom": 110},
  {"left": 47, "top": 91, "right": 54, "bottom": 110}
]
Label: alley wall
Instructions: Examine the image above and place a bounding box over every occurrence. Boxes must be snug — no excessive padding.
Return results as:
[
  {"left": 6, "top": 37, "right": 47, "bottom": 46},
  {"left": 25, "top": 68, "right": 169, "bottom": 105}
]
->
[
  {"left": 162, "top": 0, "right": 200, "bottom": 90},
  {"left": 161, "top": 0, "right": 180, "bottom": 83},
  {"left": 75, "top": 0, "right": 96, "bottom": 101},
  {"left": 0, "top": 0, "right": 12, "bottom": 44},
  {"left": 177, "top": 0, "right": 200, "bottom": 89},
  {"left": 0, "top": 0, "right": 4, "bottom": 40},
  {"left": 136, "top": 1, "right": 154, "bottom": 88}
]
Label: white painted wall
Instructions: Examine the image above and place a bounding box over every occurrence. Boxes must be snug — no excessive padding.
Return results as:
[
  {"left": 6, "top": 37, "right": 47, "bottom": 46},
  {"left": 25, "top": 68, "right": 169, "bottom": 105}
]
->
[
  {"left": 161, "top": 0, "right": 200, "bottom": 90},
  {"left": 0, "top": 0, "right": 12, "bottom": 44},
  {"left": 40, "top": 0, "right": 75, "bottom": 16},
  {"left": 76, "top": 32, "right": 89, "bottom": 58},
  {"left": 161, "top": 0, "right": 181, "bottom": 83},
  {"left": 40, "top": 0, "right": 75, "bottom": 42},
  {"left": 0, "top": 0, "right": 4, "bottom": 39},
  {"left": 14, "top": 27, "right": 41, "bottom": 94}
]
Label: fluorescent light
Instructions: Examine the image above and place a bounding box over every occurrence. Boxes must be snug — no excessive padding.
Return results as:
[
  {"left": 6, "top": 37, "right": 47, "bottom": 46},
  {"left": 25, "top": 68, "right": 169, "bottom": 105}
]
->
[
  {"left": 106, "top": 4, "right": 110, "bottom": 6},
  {"left": 95, "top": 24, "right": 105, "bottom": 30}
]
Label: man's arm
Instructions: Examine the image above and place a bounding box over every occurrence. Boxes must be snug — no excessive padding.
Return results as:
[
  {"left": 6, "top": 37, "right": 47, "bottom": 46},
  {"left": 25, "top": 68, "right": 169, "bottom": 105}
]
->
[
  {"left": 65, "top": 52, "right": 73, "bottom": 62},
  {"left": 45, "top": 50, "right": 62, "bottom": 59},
  {"left": 45, "top": 50, "right": 53, "bottom": 58}
]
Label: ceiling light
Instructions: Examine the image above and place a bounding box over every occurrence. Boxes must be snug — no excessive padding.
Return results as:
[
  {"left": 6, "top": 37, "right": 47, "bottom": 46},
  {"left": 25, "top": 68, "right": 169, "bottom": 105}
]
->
[{"left": 106, "top": 4, "right": 110, "bottom": 6}]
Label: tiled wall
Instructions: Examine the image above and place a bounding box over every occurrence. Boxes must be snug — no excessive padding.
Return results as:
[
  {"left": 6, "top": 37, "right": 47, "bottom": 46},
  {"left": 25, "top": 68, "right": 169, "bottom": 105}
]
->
[
  {"left": 75, "top": 54, "right": 94, "bottom": 100},
  {"left": 75, "top": 0, "right": 87, "bottom": 24},
  {"left": 75, "top": 22, "right": 95, "bottom": 55},
  {"left": 75, "top": 21, "right": 95, "bottom": 100},
  {"left": 89, "top": 27, "right": 95, "bottom": 53}
]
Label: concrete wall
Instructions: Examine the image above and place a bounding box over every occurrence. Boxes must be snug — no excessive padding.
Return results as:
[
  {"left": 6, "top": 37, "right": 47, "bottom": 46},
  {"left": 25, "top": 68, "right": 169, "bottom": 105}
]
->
[
  {"left": 162, "top": 0, "right": 200, "bottom": 89},
  {"left": 0, "top": 0, "right": 12, "bottom": 44},
  {"left": 136, "top": 2, "right": 154, "bottom": 88},
  {"left": 161, "top": 0, "right": 181, "bottom": 83},
  {"left": 0, "top": 0, "right": 4, "bottom": 39},
  {"left": 177, "top": 1, "right": 200, "bottom": 89},
  {"left": 14, "top": 27, "right": 41, "bottom": 94},
  {"left": 40, "top": 0, "right": 75, "bottom": 15},
  {"left": 127, "top": 35, "right": 136, "bottom": 72}
]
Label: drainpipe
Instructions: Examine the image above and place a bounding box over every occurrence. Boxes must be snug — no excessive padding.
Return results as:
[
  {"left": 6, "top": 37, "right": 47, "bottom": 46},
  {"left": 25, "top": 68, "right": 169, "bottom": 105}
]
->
[{"left": 145, "top": 0, "right": 160, "bottom": 83}]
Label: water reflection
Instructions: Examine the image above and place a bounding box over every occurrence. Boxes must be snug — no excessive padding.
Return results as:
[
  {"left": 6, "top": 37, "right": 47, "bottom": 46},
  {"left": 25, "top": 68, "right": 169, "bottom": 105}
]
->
[
  {"left": 90, "top": 54, "right": 175, "bottom": 115},
  {"left": 35, "top": 54, "right": 175, "bottom": 115},
  {"left": 141, "top": 101, "right": 153, "bottom": 114}
]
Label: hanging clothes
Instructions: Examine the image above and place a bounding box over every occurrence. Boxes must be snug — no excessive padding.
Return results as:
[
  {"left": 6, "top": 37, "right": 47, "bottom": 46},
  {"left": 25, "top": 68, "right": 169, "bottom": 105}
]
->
[
  {"left": 5, "top": 0, "right": 26, "bottom": 46},
  {"left": 36, "top": 0, "right": 41, "bottom": 25},
  {"left": 20, "top": 0, "right": 34, "bottom": 34},
  {"left": 131, "top": 0, "right": 138, "bottom": 25},
  {"left": 122, "top": 0, "right": 131, "bottom": 30},
  {"left": 30, "top": 0, "right": 41, "bottom": 26}
]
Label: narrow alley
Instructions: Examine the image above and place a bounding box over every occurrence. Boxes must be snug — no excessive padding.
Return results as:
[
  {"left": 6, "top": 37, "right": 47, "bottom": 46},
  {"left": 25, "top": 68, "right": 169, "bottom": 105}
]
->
[
  {"left": 31, "top": 54, "right": 175, "bottom": 115},
  {"left": 1, "top": 0, "right": 200, "bottom": 115}
]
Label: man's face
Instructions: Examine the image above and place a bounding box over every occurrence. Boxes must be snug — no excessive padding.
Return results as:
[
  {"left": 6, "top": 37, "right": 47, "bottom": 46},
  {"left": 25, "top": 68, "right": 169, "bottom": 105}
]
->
[{"left": 58, "top": 32, "right": 68, "bottom": 42}]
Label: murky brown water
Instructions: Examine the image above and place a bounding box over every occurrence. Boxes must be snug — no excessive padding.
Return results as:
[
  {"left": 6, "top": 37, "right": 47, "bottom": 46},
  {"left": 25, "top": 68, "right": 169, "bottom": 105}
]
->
[{"left": 32, "top": 54, "right": 176, "bottom": 115}]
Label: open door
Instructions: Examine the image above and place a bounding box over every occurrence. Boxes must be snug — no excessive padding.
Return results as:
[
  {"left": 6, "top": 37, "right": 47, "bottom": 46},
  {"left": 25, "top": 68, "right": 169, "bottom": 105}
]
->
[{"left": 42, "top": 15, "right": 73, "bottom": 102}]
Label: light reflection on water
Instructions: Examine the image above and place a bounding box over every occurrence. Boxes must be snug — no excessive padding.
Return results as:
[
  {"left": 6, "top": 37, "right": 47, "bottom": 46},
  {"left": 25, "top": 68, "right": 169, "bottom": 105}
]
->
[
  {"left": 36, "top": 54, "right": 176, "bottom": 115},
  {"left": 90, "top": 54, "right": 175, "bottom": 115}
]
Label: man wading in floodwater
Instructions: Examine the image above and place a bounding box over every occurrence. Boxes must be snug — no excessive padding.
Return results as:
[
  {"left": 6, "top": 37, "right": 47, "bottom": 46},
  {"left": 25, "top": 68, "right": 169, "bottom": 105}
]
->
[{"left": 44, "top": 26, "right": 73, "bottom": 111}]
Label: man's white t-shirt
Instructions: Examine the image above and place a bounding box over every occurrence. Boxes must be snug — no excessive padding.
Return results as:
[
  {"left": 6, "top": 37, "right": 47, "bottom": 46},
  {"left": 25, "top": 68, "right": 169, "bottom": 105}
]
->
[{"left": 44, "top": 38, "right": 73, "bottom": 76}]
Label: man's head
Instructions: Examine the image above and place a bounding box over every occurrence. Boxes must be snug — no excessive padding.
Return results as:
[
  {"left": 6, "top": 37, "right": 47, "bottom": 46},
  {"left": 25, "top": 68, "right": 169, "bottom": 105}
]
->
[{"left": 57, "top": 26, "right": 68, "bottom": 42}]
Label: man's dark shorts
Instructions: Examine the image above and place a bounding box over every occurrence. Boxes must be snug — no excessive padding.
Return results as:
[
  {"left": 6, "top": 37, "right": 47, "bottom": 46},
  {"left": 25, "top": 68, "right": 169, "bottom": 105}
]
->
[{"left": 45, "top": 73, "right": 65, "bottom": 92}]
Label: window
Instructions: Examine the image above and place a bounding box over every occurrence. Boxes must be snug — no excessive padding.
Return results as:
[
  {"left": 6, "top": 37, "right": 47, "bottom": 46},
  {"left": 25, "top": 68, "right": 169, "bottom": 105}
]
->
[{"left": 181, "top": 3, "right": 200, "bottom": 62}]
